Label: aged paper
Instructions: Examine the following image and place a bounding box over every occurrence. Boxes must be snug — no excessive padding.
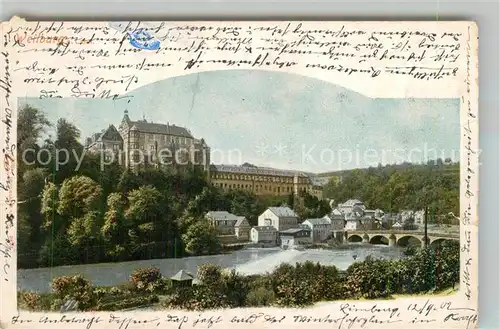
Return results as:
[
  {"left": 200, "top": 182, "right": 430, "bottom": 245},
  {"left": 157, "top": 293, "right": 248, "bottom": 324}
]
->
[{"left": 0, "top": 17, "right": 478, "bottom": 329}]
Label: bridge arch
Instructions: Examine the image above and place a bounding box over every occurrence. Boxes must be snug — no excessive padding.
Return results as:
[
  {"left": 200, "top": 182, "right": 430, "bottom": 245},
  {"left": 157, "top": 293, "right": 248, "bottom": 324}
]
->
[
  {"left": 347, "top": 234, "right": 363, "bottom": 243},
  {"left": 430, "top": 238, "right": 450, "bottom": 249},
  {"left": 369, "top": 235, "right": 389, "bottom": 245},
  {"left": 397, "top": 235, "right": 422, "bottom": 248}
]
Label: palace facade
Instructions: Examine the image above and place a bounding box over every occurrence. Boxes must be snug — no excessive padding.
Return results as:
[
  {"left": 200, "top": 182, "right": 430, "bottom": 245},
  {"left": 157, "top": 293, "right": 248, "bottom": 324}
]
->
[
  {"left": 86, "top": 110, "right": 211, "bottom": 171},
  {"left": 209, "top": 163, "right": 324, "bottom": 200},
  {"left": 86, "top": 113, "right": 325, "bottom": 200}
]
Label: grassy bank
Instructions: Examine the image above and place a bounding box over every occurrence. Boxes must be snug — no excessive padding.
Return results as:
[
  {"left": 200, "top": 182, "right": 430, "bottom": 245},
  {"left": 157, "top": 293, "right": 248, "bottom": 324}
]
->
[{"left": 19, "top": 241, "right": 459, "bottom": 312}]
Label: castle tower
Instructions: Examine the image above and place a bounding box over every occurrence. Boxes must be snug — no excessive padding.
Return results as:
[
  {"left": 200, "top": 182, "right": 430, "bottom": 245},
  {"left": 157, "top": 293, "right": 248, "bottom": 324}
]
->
[
  {"left": 293, "top": 172, "right": 299, "bottom": 197},
  {"left": 118, "top": 110, "right": 132, "bottom": 169}
]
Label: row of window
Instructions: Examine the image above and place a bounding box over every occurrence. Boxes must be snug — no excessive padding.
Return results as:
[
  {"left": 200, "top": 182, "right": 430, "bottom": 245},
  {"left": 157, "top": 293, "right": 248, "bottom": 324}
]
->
[
  {"left": 212, "top": 182, "right": 309, "bottom": 194},
  {"left": 211, "top": 173, "right": 308, "bottom": 184},
  {"left": 263, "top": 218, "right": 296, "bottom": 226},
  {"left": 128, "top": 133, "right": 194, "bottom": 146}
]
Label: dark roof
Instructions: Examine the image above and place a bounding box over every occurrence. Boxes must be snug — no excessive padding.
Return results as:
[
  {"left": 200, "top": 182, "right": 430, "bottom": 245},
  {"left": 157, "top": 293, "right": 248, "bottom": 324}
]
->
[
  {"left": 303, "top": 217, "right": 331, "bottom": 225},
  {"left": 235, "top": 217, "right": 248, "bottom": 227},
  {"left": 252, "top": 226, "right": 278, "bottom": 232},
  {"left": 280, "top": 228, "right": 311, "bottom": 234},
  {"left": 268, "top": 206, "right": 298, "bottom": 218},
  {"left": 206, "top": 211, "right": 239, "bottom": 221},
  {"left": 211, "top": 164, "right": 309, "bottom": 178},
  {"left": 130, "top": 121, "right": 193, "bottom": 138},
  {"left": 98, "top": 125, "right": 123, "bottom": 142},
  {"left": 352, "top": 206, "right": 365, "bottom": 216}
]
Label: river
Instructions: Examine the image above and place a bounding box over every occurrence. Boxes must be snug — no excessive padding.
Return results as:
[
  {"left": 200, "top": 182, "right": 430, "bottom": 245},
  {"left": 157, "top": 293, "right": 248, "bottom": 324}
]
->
[{"left": 18, "top": 243, "right": 405, "bottom": 293}]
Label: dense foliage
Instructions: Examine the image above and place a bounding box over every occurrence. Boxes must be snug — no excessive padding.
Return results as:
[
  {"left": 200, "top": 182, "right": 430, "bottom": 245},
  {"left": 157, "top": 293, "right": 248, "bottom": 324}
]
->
[
  {"left": 323, "top": 162, "right": 459, "bottom": 223},
  {"left": 17, "top": 105, "right": 328, "bottom": 269},
  {"left": 19, "top": 240, "right": 460, "bottom": 312}
]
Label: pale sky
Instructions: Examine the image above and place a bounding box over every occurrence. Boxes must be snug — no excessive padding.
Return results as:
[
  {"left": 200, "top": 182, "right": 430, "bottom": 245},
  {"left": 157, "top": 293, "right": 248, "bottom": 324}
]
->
[{"left": 19, "top": 70, "right": 460, "bottom": 173}]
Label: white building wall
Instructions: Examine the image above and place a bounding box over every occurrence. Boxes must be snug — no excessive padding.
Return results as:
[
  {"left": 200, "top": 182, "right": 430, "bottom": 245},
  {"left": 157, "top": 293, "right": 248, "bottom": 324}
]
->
[
  {"left": 345, "top": 221, "right": 358, "bottom": 231},
  {"left": 258, "top": 210, "right": 279, "bottom": 229}
]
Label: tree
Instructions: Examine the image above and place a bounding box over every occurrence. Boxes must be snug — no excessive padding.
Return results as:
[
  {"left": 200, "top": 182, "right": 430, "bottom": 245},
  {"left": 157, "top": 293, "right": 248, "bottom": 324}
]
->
[
  {"left": 101, "top": 192, "right": 130, "bottom": 259},
  {"left": 18, "top": 168, "right": 48, "bottom": 253},
  {"left": 225, "top": 190, "right": 264, "bottom": 226},
  {"left": 125, "top": 186, "right": 165, "bottom": 225},
  {"left": 67, "top": 211, "right": 101, "bottom": 247},
  {"left": 125, "top": 185, "right": 170, "bottom": 257},
  {"left": 185, "top": 186, "right": 222, "bottom": 218},
  {"left": 17, "top": 104, "right": 51, "bottom": 173},
  {"left": 182, "top": 221, "right": 221, "bottom": 255},
  {"left": 54, "top": 118, "right": 82, "bottom": 151},
  {"left": 57, "top": 175, "right": 102, "bottom": 219},
  {"left": 40, "top": 182, "right": 59, "bottom": 231}
]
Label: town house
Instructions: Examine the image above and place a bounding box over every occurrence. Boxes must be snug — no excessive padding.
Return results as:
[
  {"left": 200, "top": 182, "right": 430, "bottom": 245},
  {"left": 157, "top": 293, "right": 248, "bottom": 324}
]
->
[
  {"left": 302, "top": 217, "right": 332, "bottom": 243},
  {"left": 344, "top": 205, "right": 376, "bottom": 231},
  {"left": 234, "top": 217, "right": 251, "bottom": 240},
  {"left": 205, "top": 211, "right": 240, "bottom": 235},
  {"left": 250, "top": 226, "right": 279, "bottom": 246},
  {"left": 257, "top": 206, "right": 299, "bottom": 231},
  {"left": 279, "top": 226, "right": 312, "bottom": 248}
]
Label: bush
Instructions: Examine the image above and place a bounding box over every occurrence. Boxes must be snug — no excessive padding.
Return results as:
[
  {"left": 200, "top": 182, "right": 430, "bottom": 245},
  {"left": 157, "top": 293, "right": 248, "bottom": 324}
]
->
[
  {"left": 19, "top": 292, "right": 41, "bottom": 310},
  {"left": 191, "top": 284, "right": 230, "bottom": 310},
  {"left": 18, "top": 292, "right": 60, "bottom": 311},
  {"left": 435, "top": 240, "right": 460, "bottom": 290},
  {"left": 162, "top": 287, "right": 196, "bottom": 310},
  {"left": 268, "top": 261, "right": 343, "bottom": 307},
  {"left": 197, "top": 264, "right": 223, "bottom": 286},
  {"left": 222, "top": 270, "right": 251, "bottom": 307},
  {"left": 51, "top": 275, "right": 95, "bottom": 310},
  {"left": 96, "top": 294, "right": 159, "bottom": 311},
  {"left": 405, "top": 248, "right": 437, "bottom": 293},
  {"left": 404, "top": 245, "right": 417, "bottom": 256},
  {"left": 246, "top": 286, "right": 275, "bottom": 307},
  {"left": 129, "top": 267, "right": 164, "bottom": 292},
  {"left": 344, "top": 257, "right": 396, "bottom": 299}
]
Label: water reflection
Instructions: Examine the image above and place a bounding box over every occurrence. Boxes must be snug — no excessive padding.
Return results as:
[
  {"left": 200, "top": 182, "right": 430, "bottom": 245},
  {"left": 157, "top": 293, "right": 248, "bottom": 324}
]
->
[{"left": 18, "top": 244, "right": 404, "bottom": 293}]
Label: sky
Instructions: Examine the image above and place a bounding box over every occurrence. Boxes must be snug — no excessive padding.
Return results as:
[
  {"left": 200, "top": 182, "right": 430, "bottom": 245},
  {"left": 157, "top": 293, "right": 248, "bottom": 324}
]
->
[{"left": 19, "top": 70, "right": 460, "bottom": 173}]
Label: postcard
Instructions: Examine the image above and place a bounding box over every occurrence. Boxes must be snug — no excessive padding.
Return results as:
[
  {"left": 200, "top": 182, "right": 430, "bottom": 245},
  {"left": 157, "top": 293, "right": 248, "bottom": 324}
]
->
[{"left": 0, "top": 17, "right": 478, "bottom": 329}]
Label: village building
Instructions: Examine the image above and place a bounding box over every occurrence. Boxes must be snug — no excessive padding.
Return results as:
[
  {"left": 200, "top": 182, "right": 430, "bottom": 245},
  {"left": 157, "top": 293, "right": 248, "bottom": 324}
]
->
[
  {"left": 392, "top": 222, "right": 403, "bottom": 230},
  {"left": 400, "top": 209, "right": 425, "bottom": 227},
  {"left": 344, "top": 205, "right": 376, "bottom": 231},
  {"left": 234, "top": 217, "right": 251, "bottom": 240},
  {"left": 302, "top": 217, "right": 332, "bottom": 243},
  {"left": 205, "top": 211, "right": 241, "bottom": 235},
  {"left": 320, "top": 208, "right": 346, "bottom": 242},
  {"left": 337, "top": 199, "right": 366, "bottom": 214},
  {"left": 250, "top": 226, "right": 279, "bottom": 247},
  {"left": 257, "top": 206, "right": 299, "bottom": 231},
  {"left": 279, "top": 227, "right": 312, "bottom": 248}
]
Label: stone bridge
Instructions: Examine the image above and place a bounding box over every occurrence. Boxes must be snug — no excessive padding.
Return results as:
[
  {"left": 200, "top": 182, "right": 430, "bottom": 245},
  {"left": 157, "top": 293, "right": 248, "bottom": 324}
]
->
[{"left": 344, "top": 230, "right": 459, "bottom": 248}]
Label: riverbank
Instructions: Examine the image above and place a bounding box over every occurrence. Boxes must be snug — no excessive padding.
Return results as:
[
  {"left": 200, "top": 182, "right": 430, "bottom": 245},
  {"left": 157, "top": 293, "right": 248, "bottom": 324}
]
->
[
  {"left": 18, "top": 246, "right": 404, "bottom": 293},
  {"left": 18, "top": 240, "right": 460, "bottom": 312}
]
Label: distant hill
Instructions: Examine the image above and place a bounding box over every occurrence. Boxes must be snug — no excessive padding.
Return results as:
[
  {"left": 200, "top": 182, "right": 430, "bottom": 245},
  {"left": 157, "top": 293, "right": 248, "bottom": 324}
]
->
[
  {"left": 320, "top": 159, "right": 460, "bottom": 217},
  {"left": 317, "top": 160, "right": 459, "bottom": 181}
]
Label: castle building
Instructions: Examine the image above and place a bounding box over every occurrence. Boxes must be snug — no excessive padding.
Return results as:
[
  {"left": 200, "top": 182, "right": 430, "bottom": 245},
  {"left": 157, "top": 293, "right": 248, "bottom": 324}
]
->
[
  {"left": 86, "top": 111, "right": 211, "bottom": 171},
  {"left": 209, "top": 163, "right": 323, "bottom": 199},
  {"left": 85, "top": 124, "right": 124, "bottom": 162}
]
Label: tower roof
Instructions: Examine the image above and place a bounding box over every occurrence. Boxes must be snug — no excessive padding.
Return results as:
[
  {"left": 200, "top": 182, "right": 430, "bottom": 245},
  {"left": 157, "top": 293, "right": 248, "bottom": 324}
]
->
[{"left": 171, "top": 270, "right": 194, "bottom": 281}]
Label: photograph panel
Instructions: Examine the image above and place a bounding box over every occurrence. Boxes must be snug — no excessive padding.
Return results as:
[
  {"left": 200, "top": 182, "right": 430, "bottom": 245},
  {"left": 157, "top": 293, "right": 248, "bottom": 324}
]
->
[
  {"left": 16, "top": 70, "right": 460, "bottom": 312},
  {"left": 0, "top": 19, "right": 478, "bottom": 329}
]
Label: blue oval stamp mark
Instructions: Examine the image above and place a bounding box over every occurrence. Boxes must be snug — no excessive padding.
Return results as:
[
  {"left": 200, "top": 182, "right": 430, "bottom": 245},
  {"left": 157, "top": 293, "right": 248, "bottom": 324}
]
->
[{"left": 128, "top": 29, "right": 160, "bottom": 51}]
